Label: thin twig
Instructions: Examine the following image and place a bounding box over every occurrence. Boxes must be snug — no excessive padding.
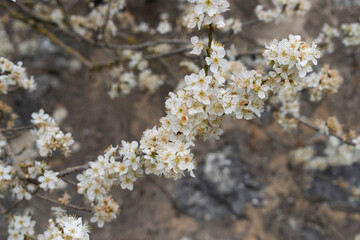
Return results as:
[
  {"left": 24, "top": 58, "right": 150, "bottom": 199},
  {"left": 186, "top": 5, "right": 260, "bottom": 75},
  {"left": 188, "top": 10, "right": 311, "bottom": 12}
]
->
[
  {"left": 296, "top": 116, "right": 355, "bottom": 146},
  {"left": 242, "top": 19, "right": 260, "bottom": 28},
  {"left": 4, "top": 199, "right": 25, "bottom": 215},
  {"left": 55, "top": 0, "right": 73, "bottom": 31},
  {"left": 270, "top": 104, "right": 356, "bottom": 146},
  {"left": 58, "top": 164, "right": 89, "bottom": 177},
  {"left": 34, "top": 193, "right": 92, "bottom": 212},
  {"left": 0, "top": 125, "right": 35, "bottom": 133},
  {"left": 90, "top": 47, "right": 192, "bottom": 71},
  {"left": 32, "top": 25, "right": 92, "bottom": 68},
  {"left": 3, "top": 5, "right": 92, "bottom": 68},
  {"left": 98, "top": 0, "right": 113, "bottom": 41}
]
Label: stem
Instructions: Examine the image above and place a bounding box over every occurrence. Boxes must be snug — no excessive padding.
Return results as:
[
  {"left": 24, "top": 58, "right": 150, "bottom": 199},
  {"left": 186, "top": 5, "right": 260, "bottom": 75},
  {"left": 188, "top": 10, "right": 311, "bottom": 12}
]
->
[
  {"left": 4, "top": 199, "right": 25, "bottom": 215},
  {"left": 34, "top": 193, "right": 92, "bottom": 212},
  {"left": 58, "top": 164, "right": 89, "bottom": 177},
  {"left": 269, "top": 104, "right": 356, "bottom": 147},
  {"left": 204, "top": 24, "right": 214, "bottom": 75},
  {"left": 0, "top": 125, "right": 35, "bottom": 133}
]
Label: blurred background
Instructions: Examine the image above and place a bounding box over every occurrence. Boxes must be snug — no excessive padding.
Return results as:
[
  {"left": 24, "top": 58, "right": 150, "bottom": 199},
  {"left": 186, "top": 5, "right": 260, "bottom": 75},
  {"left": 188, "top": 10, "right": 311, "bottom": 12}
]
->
[{"left": 1, "top": 0, "right": 360, "bottom": 239}]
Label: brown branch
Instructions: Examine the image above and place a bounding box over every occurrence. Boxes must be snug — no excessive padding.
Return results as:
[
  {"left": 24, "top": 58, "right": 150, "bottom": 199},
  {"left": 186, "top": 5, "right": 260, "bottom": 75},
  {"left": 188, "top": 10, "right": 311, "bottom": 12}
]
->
[
  {"left": 55, "top": 0, "right": 73, "bottom": 30},
  {"left": 4, "top": 199, "right": 25, "bottom": 215},
  {"left": 34, "top": 193, "right": 92, "bottom": 212},
  {"left": 98, "top": 0, "right": 113, "bottom": 41},
  {"left": 90, "top": 47, "right": 192, "bottom": 71},
  {"left": 101, "top": 39, "right": 189, "bottom": 51},
  {"left": 58, "top": 164, "right": 89, "bottom": 177},
  {"left": 242, "top": 19, "right": 260, "bottom": 28},
  {"left": 0, "top": 125, "right": 35, "bottom": 133},
  {"left": 3, "top": 5, "right": 92, "bottom": 68},
  {"left": 9, "top": 0, "right": 189, "bottom": 50},
  {"left": 236, "top": 50, "right": 262, "bottom": 58},
  {"left": 295, "top": 116, "right": 355, "bottom": 146},
  {"left": 32, "top": 25, "right": 92, "bottom": 68},
  {"left": 270, "top": 104, "right": 356, "bottom": 147}
]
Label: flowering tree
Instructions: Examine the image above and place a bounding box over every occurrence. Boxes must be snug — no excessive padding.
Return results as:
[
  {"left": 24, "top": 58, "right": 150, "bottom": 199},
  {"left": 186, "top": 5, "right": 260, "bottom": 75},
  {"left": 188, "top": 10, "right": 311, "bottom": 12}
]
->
[{"left": 0, "top": 0, "right": 360, "bottom": 239}]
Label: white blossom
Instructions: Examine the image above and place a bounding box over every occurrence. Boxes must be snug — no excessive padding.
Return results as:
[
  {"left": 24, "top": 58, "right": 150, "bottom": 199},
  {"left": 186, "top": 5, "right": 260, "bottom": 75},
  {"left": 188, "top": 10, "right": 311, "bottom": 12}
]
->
[{"left": 38, "top": 170, "right": 59, "bottom": 191}]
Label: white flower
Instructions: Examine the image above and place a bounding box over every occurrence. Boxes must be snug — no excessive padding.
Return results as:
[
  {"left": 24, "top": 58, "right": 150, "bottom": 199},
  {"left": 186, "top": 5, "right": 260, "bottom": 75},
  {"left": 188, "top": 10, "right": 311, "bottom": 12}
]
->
[
  {"left": 341, "top": 20, "right": 360, "bottom": 46},
  {"left": 91, "top": 196, "right": 120, "bottom": 228},
  {"left": 38, "top": 170, "right": 59, "bottom": 191},
  {"left": 31, "top": 109, "right": 74, "bottom": 156},
  {"left": 255, "top": 0, "right": 311, "bottom": 23},
  {"left": 0, "top": 163, "right": 12, "bottom": 181},
  {"left": 12, "top": 183, "right": 32, "bottom": 200},
  {"left": 157, "top": 20, "right": 172, "bottom": 34},
  {"left": 8, "top": 214, "right": 36, "bottom": 238},
  {"left": 263, "top": 34, "right": 320, "bottom": 85},
  {"left": 0, "top": 140, "right": 6, "bottom": 155},
  {"left": 57, "top": 215, "right": 90, "bottom": 240},
  {"left": 0, "top": 57, "right": 36, "bottom": 94},
  {"left": 86, "top": 182, "right": 107, "bottom": 202},
  {"left": 205, "top": 42, "right": 228, "bottom": 74},
  {"left": 353, "top": 136, "right": 360, "bottom": 150},
  {"left": 28, "top": 161, "right": 47, "bottom": 179},
  {"left": 185, "top": 69, "right": 212, "bottom": 92},
  {"left": 185, "top": 12, "right": 204, "bottom": 29},
  {"left": 190, "top": 36, "right": 204, "bottom": 55}
]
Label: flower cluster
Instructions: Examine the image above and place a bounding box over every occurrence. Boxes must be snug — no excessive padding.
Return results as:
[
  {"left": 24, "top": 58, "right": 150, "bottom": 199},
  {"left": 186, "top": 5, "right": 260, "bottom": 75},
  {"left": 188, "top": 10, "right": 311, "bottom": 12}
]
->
[
  {"left": 91, "top": 196, "right": 120, "bottom": 228},
  {"left": 0, "top": 57, "right": 36, "bottom": 94},
  {"left": 77, "top": 143, "right": 142, "bottom": 199},
  {"left": 3, "top": 0, "right": 334, "bottom": 236},
  {"left": 180, "top": 60, "right": 201, "bottom": 73},
  {"left": 8, "top": 214, "right": 36, "bottom": 240},
  {"left": 80, "top": 34, "right": 320, "bottom": 207},
  {"left": 69, "top": 0, "right": 126, "bottom": 39},
  {"left": 0, "top": 162, "right": 13, "bottom": 192},
  {"left": 157, "top": 13, "right": 172, "bottom": 34},
  {"left": 353, "top": 136, "right": 360, "bottom": 150},
  {"left": 12, "top": 183, "right": 32, "bottom": 200},
  {"left": 108, "top": 50, "right": 164, "bottom": 98},
  {"left": 222, "top": 18, "right": 242, "bottom": 34},
  {"left": 184, "top": 0, "right": 230, "bottom": 29},
  {"left": 321, "top": 116, "right": 343, "bottom": 136},
  {"left": 290, "top": 113, "right": 360, "bottom": 171},
  {"left": 273, "top": 64, "right": 343, "bottom": 131},
  {"left": 205, "top": 41, "right": 228, "bottom": 74},
  {"left": 109, "top": 70, "right": 137, "bottom": 97},
  {"left": 31, "top": 109, "right": 75, "bottom": 157},
  {"left": 278, "top": 85, "right": 301, "bottom": 118},
  {"left": 314, "top": 24, "right": 340, "bottom": 54},
  {"left": 304, "top": 64, "right": 343, "bottom": 101},
  {"left": 138, "top": 69, "right": 165, "bottom": 93},
  {"left": 36, "top": 0, "right": 157, "bottom": 39},
  {"left": 38, "top": 170, "right": 60, "bottom": 192},
  {"left": 292, "top": 136, "right": 360, "bottom": 171},
  {"left": 27, "top": 160, "right": 48, "bottom": 179},
  {"left": 263, "top": 34, "right": 321, "bottom": 85},
  {"left": 38, "top": 215, "right": 90, "bottom": 240},
  {"left": 341, "top": 19, "right": 360, "bottom": 46},
  {"left": 76, "top": 143, "right": 144, "bottom": 226},
  {"left": 255, "top": 0, "right": 311, "bottom": 23}
]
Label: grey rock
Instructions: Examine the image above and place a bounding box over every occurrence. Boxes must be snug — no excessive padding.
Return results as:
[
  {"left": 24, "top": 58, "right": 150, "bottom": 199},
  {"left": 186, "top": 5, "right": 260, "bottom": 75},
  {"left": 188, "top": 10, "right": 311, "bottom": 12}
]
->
[
  {"left": 35, "top": 74, "right": 62, "bottom": 96},
  {"left": 306, "top": 164, "right": 360, "bottom": 209},
  {"left": 331, "top": 0, "right": 360, "bottom": 8},
  {"left": 301, "top": 228, "right": 324, "bottom": 240},
  {"left": 173, "top": 145, "right": 263, "bottom": 220}
]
